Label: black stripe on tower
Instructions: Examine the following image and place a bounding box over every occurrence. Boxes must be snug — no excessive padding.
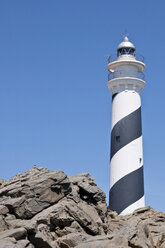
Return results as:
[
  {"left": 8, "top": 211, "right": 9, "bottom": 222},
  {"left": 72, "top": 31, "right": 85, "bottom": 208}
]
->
[
  {"left": 111, "top": 107, "right": 142, "bottom": 160},
  {"left": 112, "top": 93, "right": 118, "bottom": 102},
  {"left": 109, "top": 166, "right": 144, "bottom": 214}
]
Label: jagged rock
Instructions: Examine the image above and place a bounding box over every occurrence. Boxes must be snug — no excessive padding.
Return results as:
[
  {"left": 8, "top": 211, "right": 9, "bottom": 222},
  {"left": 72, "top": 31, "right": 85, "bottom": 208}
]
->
[
  {"left": 0, "top": 227, "right": 27, "bottom": 240},
  {"left": 74, "top": 235, "right": 129, "bottom": 248},
  {"left": 0, "top": 238, "right": 16, "bottom": 248},
  {"left": 5, "top": 218, "right": 37, "bottom": 232},
  {"left": 57, "top": 233, "right": 90, "bottom": 248},
  {"left": 0, "top": 167, "right": 72, "bottom": 219},
  {"left": 69, "top": 173, "right": 107, "bottom": 223},
  {"left": 0, "top": 205, "right": 8, "bottom": 215},
  {"left": 0, "top": 179, "right": 5, "bottom": 186},
  {"left": 0, "top": 166, "right": 165, "bottom": 247},
  {"left": 0, "top": 215, "right": 8, "bottom": 232}
]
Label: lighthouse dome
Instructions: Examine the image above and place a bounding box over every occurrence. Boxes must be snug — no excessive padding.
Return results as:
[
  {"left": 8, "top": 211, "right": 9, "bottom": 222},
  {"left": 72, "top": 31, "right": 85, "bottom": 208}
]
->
[{"left": 117, "top": 36, "right": 136, "bottom": 57}]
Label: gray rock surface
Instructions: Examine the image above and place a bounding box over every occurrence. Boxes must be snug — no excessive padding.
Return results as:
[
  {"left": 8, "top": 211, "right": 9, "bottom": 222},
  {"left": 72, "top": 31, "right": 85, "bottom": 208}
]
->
[{"left": 0, "top": 166, "right": 165, "bottom": 247}]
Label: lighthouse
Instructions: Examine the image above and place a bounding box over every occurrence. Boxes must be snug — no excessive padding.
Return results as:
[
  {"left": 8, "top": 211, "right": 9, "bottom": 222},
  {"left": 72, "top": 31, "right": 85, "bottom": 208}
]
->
[{"left": 107, "top": 36, "right": 145, "bottom": 215}]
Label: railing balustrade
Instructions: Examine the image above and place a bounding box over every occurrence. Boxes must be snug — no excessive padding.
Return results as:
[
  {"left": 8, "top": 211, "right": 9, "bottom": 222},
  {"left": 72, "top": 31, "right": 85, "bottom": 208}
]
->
[
  {"left": 107, "top": 54, "right": 144, "bottom": 63},
  {"left": 108, "top": 71, "right": 145, "bottom": 81}
]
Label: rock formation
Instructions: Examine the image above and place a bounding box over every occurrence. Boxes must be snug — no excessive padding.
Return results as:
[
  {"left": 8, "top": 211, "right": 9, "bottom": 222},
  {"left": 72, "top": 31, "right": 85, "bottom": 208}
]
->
[{"left": 0, "top": 166, "right": 165, "bottom": 247}]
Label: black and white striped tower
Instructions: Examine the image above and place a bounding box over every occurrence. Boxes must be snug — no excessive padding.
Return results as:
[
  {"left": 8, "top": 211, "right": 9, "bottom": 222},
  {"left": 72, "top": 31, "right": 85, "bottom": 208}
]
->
[{"left": 107, "top": 36, "right": 145, "bottom": 215}]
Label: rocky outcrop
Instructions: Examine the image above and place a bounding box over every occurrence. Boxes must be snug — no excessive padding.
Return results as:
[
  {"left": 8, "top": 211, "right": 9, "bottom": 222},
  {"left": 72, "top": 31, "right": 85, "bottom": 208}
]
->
[{"left": 0, "top": 166, "right": 165, "bottom": 248}]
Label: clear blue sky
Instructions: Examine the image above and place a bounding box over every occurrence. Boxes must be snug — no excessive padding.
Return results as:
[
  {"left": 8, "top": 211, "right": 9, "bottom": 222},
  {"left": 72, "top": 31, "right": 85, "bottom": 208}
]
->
[{"left": 0, "top": 0, "right": 164, "bottom": 212}]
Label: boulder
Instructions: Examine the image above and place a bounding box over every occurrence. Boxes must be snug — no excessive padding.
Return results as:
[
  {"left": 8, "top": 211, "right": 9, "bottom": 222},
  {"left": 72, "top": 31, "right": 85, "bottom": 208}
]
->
[{"left": 0, "top": 166, "right": 71, "bottom": 219}]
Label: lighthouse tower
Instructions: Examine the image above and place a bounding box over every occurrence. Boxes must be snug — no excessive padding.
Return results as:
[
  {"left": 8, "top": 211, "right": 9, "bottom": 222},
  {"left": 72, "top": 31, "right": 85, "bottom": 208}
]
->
[{"left": 107, "top": 36, "right": 145, "bottom": 215}]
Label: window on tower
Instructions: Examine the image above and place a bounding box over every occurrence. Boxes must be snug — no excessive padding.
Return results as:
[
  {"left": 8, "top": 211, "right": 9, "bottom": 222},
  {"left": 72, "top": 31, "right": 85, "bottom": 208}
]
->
[
  {"left": 117, "top": 47, "right": 135, "bottom": 57},
  {"left": 116, "top": 136, "right": 120, "bottom": 143}
]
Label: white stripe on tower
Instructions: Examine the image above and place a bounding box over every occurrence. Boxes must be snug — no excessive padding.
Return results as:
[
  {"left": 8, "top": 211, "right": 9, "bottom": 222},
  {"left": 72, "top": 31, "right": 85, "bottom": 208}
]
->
[
  {"left": 107, "top": 35, "right": 146, "bottom": 215},
  {"left": 110, "top": 136, "right": 143, "bottom": 188},
  {"left": 111, "top": 90, "right": 141, "bottom": 130},
  {"left": 120, "top": 196, "right": 145, "bottom": 215}
]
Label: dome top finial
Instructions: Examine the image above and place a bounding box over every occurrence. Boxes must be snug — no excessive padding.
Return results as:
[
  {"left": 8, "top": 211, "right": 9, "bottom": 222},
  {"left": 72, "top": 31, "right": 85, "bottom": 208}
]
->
[
  {"left": 123, "top": 35, "right": 129, "bottom": 42},
  {"left": 117, "top": 35, "right": 135, "bottom": 51}
]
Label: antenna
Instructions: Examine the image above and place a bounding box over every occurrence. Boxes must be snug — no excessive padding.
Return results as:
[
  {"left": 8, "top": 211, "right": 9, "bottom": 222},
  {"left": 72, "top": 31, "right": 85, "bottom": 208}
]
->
[{"left": 123, "top": 29, "right": 129, "bottom": 39}]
